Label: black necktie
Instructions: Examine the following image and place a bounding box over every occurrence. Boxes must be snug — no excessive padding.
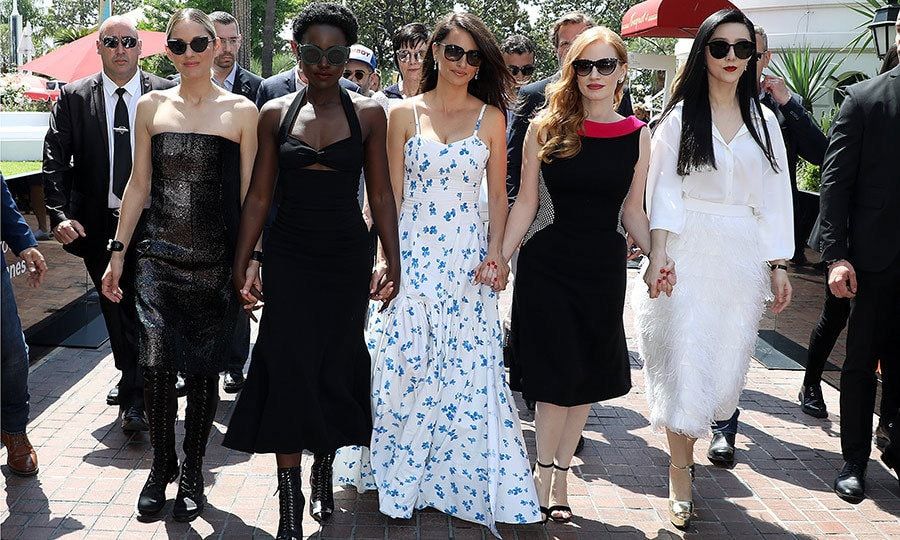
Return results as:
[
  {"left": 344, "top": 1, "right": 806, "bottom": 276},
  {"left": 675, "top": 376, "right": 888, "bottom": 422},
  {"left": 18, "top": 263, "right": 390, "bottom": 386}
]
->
[{"left": 112, "top": 87, "right": 131, "bottom": 199}]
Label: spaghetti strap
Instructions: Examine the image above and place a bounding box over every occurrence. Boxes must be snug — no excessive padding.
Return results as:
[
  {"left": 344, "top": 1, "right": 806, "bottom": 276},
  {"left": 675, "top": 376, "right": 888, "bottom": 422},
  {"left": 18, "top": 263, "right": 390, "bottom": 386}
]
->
[
  {"left": 412, "top": 104, "right": 421, "bottom": 134},
  {"left": 473, "top": 104, "right": 488, "bottom": 135}
]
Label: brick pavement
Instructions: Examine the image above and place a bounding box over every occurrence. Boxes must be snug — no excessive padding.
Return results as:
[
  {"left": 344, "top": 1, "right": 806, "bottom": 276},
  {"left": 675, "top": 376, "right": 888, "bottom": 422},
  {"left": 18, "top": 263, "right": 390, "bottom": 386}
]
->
[{"left": 2, "top": 270, "right": 900, "bottom": 539}]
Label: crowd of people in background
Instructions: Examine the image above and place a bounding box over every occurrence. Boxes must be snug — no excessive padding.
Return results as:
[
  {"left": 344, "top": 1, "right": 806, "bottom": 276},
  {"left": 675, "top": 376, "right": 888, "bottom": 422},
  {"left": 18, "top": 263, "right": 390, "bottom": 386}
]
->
[{"left": 1, "top": 2, "right": 898, "bottom": 538}]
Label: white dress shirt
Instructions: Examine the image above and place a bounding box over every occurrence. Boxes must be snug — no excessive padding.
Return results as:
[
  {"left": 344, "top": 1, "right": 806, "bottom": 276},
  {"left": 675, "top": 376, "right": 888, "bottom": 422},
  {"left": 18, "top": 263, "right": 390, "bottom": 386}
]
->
[
  {"left": 646, "top": 101, "right": 794, "bottom": 262},
  {"left": 102, "top": 70, "right": 142, "bottom": 209},
  {"left": 214, "top": 63, "right": 238, "bottom": 92}
]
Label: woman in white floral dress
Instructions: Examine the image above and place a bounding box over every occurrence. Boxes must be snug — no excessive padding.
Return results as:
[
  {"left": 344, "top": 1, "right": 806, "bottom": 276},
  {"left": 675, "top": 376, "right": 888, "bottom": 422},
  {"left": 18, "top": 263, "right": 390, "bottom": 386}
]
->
[{"left": 333, "top": 12, "right": 540, "bottom": 535}]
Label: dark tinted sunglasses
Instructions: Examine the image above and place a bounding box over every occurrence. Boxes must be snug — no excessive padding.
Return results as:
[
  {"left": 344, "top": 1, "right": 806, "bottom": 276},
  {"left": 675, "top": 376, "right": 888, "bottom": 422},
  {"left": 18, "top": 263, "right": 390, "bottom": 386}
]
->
[
  {"left": 707, "top": 40, "right": 755, "bottom": 60},
  {"left": 572, "top": 58, "right": 620, "bottom": 77},
  {"left": 508, "top": 64, "right": 535, "bottom": 77},
  {"left": 343, "top": 69, "right": 369, "bottom": 81},
  {"left": 167, "top": 36, "right": 212, "bottom": 55},
  {"left": 437, "top": 43, "right": 482, "bottom": 67},
  {"left": 299, "top": 44, "right": 350, "bottom": 66},
  {"left": 102, "top": 36, "right": 138, "bottom": 49}
]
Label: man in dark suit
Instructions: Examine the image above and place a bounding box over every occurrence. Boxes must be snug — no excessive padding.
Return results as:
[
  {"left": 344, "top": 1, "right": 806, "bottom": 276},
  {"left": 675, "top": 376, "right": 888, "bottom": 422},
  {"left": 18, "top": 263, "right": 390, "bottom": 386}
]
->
[
  {"left": 208, "top": 11, "right": 262, "bottom": 393},
  {"left": 706, "top": 25, "right": 830, "bottom": 467},
  {"left": 823, "top": 21, "right": 900, "bottom": 503},
  {"left": 42, "top": 16, "right": 175, "bottom": 432},
  {"left": 209, "top": 11, "right": 262, "bottom": 105},
  {"left": 256, "top": 14, "right": 359, "bottom": 108},
  {"left": 507, "top": 12, "right": 592, "bottom": 203}
]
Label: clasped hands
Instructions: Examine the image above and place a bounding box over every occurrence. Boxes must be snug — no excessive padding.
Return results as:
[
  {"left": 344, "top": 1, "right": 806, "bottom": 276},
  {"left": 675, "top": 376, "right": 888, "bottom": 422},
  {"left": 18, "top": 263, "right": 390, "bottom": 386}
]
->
[
  {"left": 644, "top": 253, "right": 677, "bottom": 298},
  {"left": 474, "top": 252, "right": 510, "bottom": 292}
]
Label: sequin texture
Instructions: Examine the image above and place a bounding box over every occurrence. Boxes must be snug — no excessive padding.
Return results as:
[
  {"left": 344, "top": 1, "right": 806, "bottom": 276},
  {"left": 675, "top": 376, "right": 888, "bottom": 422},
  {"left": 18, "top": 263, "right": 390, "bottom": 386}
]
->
[{"left": 134, "top": 132, "right": 240, "bottom": 377}]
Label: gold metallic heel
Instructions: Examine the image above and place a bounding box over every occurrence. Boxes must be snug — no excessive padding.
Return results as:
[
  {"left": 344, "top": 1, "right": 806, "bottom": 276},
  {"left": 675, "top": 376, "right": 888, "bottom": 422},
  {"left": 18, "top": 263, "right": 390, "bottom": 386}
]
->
[{"left": 668, "top": 462, "right": 693, "bottom": 530}]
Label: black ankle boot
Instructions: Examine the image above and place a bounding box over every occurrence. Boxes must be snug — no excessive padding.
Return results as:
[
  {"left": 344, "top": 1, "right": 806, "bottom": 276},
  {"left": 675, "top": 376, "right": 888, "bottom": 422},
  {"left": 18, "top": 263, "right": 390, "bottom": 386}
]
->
[
  {"left": 173, "top": 376, "right": 219, "bottom": 522},
  {"left": 276, "top": 466, "right": 304, "bottom": 539},
  {"left": 309, "top": 452, "right": 335, "bottom": 522},
  {"left": 138, "top": 370, "right": 179, "bottom": 517}
]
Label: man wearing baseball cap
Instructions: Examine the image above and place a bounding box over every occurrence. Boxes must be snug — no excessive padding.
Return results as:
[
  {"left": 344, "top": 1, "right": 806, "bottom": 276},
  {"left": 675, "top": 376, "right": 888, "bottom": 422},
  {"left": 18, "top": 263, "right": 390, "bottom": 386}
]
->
[{"left": 344, "top": 44, "right": 378, "bottom": 95}]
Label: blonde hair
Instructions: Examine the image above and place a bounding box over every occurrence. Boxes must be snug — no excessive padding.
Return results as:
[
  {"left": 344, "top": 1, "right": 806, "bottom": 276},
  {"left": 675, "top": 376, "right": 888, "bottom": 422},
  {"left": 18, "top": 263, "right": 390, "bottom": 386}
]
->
[
  {"left": 166, "top": 8, "right": 217, "bottom": 40},
  {"left": 535, "top": 26, "right": 628, "bottom": 163}
]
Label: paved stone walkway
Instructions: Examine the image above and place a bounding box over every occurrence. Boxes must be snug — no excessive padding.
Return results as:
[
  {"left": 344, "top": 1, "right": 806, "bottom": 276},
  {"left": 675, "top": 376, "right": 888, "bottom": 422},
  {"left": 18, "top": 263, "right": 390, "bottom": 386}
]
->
[{"left": 2, "top": 271, "right": 899, "bottom": 539}]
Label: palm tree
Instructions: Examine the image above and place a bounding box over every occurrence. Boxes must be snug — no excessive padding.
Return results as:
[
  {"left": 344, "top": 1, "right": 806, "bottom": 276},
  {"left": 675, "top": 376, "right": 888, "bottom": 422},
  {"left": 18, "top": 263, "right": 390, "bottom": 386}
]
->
[
  {"left": 54, "top": 26, "right": 95, "bottom": 46},
  {"left": 260, "top": 0, "right": 277, "bottom": 77},
  {"left": 233, "top": 0, "right": 251, "bottom": 69}
]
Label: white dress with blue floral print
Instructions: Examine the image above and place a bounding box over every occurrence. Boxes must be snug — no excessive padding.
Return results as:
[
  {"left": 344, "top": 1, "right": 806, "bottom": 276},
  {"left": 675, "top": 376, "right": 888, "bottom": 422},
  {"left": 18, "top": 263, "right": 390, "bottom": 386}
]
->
[{"left": 333, "top": 104, "right": 540, "bottom": 535}]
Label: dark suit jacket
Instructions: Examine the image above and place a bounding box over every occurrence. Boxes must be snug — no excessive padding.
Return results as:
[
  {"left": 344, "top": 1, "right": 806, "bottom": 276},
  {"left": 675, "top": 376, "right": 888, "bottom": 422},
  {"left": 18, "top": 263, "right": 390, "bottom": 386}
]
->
[
  {"left": 505, "top": 75, "right": 634, "bottom": 203},
  {"left": 42, "top": 70, "right": 176, "bottom": 256},
  {"left": 761, "top": 93, "right": 828, "bottom": 186},
  {"left": 232, "top": 64, "right": 263, "bottom": 104},
  {"left": 820, "top": 65, "right": 900, "bottom": 272},
  {"left": 255, "top": 68, "right": 360, "bottom": 107}
]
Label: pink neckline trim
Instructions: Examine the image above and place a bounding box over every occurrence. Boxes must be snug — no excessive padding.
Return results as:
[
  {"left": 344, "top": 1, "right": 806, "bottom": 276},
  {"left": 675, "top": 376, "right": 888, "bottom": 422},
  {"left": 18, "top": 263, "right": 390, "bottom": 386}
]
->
[{"left": 579, "top": 116, "right": 645, "bottom": 138}]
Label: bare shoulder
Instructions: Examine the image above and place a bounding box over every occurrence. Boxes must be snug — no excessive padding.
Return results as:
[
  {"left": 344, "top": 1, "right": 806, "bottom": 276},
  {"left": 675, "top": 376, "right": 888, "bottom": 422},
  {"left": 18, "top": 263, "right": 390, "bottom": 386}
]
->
[
  {"left": 350, "top": 92, "right": 386, "bottom": 119},
  {"left": 387, "top": 98, "right": 416, "bottom": 123},
  {"left": 481, "top": 104, "right": 505, "bottom": 124}
]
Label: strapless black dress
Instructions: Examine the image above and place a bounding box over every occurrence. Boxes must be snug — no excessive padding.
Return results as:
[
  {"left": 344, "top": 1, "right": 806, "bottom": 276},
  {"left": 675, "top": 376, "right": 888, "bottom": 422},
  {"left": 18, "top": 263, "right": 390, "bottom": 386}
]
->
[
  {"left": 134, "top": 132, "right": 240, "bottom": 377},
  {"left": 224, "top": 87, "right": 373, "bottom": 454}
]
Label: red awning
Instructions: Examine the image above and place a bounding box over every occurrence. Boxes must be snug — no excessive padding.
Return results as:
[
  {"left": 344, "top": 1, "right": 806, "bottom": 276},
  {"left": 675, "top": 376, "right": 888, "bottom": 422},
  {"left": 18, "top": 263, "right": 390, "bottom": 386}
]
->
[
  {"left": 20, "top": 30, "right": 167, "bottom": 83},
  {"left": 621, "top": 0, "right": 738, "bottom": 39}
]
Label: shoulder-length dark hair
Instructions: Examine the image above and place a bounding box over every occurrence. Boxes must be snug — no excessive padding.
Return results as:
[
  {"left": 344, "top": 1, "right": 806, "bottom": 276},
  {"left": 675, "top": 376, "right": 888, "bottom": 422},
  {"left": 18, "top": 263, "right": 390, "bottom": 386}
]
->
[
  {"left": 420, "top": 12, "right": 515, "bottom": 115},
  {"left": 659, "top": 9, "right": 779, "bottom": 176}
]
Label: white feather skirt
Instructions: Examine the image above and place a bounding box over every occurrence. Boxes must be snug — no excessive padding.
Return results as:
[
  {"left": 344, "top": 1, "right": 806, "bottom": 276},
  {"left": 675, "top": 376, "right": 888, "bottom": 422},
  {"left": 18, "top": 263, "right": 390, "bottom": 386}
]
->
[{"left": 631, "top": 205, "right": 770, "bottom": 439}]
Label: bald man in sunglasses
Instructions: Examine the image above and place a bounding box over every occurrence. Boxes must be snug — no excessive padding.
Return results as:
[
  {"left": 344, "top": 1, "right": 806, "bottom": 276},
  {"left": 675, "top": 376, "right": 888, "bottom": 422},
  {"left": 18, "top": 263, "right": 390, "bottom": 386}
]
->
[{"left": 42, "top": 16, "right": 175, "bottom": 432}]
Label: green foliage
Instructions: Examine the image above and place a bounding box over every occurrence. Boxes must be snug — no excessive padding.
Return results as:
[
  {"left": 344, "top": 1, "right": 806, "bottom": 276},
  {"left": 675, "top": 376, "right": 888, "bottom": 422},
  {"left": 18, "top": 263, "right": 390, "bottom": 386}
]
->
[
  {"left": 0, "top": 0, "right": 45, "bottom": 72},
  {"left": 797, "top": 159, "right": 821, "bottom": 192},
  {"left": 768, "top": 46, "right": 845, "bottom": 111},
  {"left": 843, "top": 0, "right": 888, "bottom": 55},
  {"left": 54, "top": 26, "right": 96, "bottom": 46},
  {"left": 42, "top": 0, "right": 141, "bottom": 38},
  {"left": 251, "top": 52, "right": 296, "bottom": 77},
  {"left": 0, "top": 161, "right": 42, "bottom": 177},
  {"left": 0, "top": 84, "right": 53, "bottom": 112},
  {"left": 818, "top": 105, "right": 840, "bottom": 135}
]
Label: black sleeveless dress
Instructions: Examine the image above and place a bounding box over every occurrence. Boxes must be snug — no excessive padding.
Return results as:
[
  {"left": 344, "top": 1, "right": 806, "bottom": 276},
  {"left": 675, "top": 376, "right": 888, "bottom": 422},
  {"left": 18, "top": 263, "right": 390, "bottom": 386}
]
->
[
  {"left": 224, "top": 87, "right": 373, "bottom": 454},
  {"left": 135, "top": 132, "right": 240, "bottom": 376},
  {"left": 509, "top": 117, "right": 644, "bottom": 406}
]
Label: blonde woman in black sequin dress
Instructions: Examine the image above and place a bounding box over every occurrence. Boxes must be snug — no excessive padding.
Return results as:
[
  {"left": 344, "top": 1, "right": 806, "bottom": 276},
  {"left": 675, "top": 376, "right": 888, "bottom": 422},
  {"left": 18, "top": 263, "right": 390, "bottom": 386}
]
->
[{"left": 100, "top": 9, "right": 258, "bottom": 522}]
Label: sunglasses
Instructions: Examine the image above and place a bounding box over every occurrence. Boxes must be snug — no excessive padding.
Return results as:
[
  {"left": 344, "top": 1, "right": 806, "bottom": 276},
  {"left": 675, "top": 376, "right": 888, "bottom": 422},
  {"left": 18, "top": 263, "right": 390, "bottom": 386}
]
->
[
  {"left": 436, "top": 43, "right": 482, "bottom": 67},
  {"left": 299, "top": 44, "right": 350, "bottom": 66},
  {"left": 102, "top": 36, "right": 138, "bottom": 49},
  {"left": 707, "top": 40, "right": 756, "bottom": 60},
  {"left": 343, "top": 69, "right": 370, "bottom": 82},
  {"left": 508, "top": 64, "right": 535, "bottom": 77},
  {"left": 572, "top": 58, "right": 620, "bottom": 77},
  {"left": 167, "top": 36, "right": 213, "bottom": 55},
  {"left": 397, "top": 49, "right": 426, "bottom": 64}
]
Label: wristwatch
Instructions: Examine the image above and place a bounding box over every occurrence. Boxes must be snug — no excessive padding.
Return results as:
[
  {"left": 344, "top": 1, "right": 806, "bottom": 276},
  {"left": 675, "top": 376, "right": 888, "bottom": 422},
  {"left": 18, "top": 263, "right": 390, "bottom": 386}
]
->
[
  {"left": 107, "top": 239, "right": 125, "bottom": 252},
  {"left": 250, "top": 250, "right": 264, "bottom": 264}
]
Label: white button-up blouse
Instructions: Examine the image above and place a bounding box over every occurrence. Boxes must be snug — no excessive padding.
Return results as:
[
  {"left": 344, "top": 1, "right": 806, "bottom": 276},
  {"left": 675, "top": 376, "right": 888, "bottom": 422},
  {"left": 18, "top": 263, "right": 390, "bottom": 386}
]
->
[{"left": 646, "top": 102, "right": 794, "bottom": 262}]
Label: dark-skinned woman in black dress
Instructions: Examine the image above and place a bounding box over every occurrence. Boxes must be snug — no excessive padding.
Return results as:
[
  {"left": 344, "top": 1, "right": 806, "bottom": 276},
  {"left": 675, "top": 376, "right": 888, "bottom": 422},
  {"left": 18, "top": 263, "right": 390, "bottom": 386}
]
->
[{"left": 222, "top": 4, "right": 400, "bottom": 539}]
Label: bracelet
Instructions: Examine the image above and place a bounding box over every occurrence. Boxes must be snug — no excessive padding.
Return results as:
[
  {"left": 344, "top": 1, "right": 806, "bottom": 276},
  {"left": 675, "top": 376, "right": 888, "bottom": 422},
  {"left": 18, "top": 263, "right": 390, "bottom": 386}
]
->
[
  {"left": 769, "top": 263, "right": 788, "bottom": 272},
  {"left": 250, "top": 250, "right": 264, "bottom": 264}
]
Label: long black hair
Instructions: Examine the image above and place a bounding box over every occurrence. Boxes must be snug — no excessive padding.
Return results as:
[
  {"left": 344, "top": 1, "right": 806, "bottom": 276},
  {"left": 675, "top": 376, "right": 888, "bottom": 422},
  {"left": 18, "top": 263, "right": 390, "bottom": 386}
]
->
[
  {"left": 659, "top": 9, "right": 779, "bottom": 176},
  {"left": 420, "top": 12, "right": 515, "bottom": 116}
]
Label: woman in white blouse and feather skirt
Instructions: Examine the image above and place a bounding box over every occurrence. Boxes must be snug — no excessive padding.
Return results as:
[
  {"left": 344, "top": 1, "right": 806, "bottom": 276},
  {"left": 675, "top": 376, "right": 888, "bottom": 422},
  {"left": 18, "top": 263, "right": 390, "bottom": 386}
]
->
[{"left": 632, "top": 9, "right": 793, "bottom": 530}]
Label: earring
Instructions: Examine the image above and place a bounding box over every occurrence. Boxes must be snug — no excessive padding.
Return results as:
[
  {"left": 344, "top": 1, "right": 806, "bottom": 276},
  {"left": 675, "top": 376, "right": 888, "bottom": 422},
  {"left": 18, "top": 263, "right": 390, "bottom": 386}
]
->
[
  {"left": 434, "top": 60, "right": 439, "bottom": 71},
  {"left": 618, "top": 77, "right": 625, "bottom": 84},
  {"left": 475, "top": 70, "right": 479, "bottom": 80}
]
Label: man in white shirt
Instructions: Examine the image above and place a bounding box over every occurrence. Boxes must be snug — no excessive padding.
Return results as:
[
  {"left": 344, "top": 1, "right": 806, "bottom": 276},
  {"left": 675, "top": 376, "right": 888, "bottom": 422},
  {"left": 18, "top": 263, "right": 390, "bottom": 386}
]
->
[{"left": 42, "top": 16, "right": 175, "bottom": 432}]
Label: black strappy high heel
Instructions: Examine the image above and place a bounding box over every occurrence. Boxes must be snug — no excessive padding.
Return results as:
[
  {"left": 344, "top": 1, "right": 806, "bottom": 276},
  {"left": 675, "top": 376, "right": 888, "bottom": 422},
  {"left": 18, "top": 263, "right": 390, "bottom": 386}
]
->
[
  {"left": 548, "top": 463, "right": 573, "bottom": 523},
  {"left": 533, "top": 461, "right": 554, "bottom": 524}
]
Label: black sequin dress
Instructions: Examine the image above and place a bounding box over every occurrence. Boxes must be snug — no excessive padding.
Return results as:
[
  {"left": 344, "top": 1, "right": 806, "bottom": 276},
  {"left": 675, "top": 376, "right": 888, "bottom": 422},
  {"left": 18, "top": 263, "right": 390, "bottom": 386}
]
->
[{"left": 134, "top": 132, "right": 241, "bottom": 377}]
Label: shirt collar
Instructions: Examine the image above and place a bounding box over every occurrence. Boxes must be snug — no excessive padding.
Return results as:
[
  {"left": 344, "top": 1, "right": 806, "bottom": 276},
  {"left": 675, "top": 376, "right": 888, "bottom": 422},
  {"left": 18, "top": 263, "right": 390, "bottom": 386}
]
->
[
  {"left": 102, "top": 70, "right": 141, "bottom": 98},
  {"left": 215, "top": 63, "right": 239, "bottom": 88},
  {"left": 294, "top": 68, "right": 307, "bottom": 90}
]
